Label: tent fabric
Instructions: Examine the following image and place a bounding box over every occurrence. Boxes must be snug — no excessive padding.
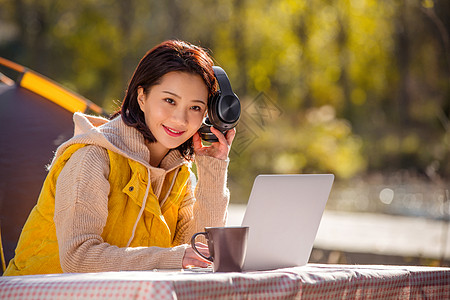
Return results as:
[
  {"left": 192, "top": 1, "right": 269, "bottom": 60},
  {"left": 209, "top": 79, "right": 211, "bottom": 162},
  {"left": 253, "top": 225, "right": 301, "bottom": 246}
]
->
[
  {"left": 0, "top": 57, "right": 107, "bottom": 270},
  {"left": 0, "top": 83, "right": 75, "bottom": 265},
  {"left": 0, "top": 58, "right": 108, "bottom": 269}
]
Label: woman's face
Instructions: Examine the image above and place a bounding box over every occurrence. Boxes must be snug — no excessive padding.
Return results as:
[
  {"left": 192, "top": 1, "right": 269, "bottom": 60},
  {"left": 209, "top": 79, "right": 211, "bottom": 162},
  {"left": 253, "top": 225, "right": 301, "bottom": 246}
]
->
[{"left": 137, "top": 71, "right": 208, "bottom": 151}]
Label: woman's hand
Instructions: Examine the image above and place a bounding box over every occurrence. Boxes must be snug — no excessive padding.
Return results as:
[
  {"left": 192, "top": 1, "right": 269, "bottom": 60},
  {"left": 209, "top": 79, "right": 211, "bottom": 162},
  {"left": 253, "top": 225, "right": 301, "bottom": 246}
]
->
[
  {"left": 192, "top": 127, "right": 236, "bottom": 160},
  {"left": 182, "top": 243, "right": 211, "bottom": 268}
]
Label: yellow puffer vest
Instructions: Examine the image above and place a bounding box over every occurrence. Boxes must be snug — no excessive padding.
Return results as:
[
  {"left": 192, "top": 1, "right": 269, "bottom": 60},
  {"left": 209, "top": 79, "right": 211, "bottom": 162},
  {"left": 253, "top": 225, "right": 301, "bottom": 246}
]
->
[{"left": 4, "top": 144, "right": 190, "bottom": 276}]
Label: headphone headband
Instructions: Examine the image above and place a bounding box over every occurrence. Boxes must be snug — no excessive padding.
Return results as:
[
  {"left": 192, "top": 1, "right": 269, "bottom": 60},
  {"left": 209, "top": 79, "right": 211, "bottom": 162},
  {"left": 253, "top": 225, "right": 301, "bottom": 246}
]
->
[{"left": 213, "top": 66, "right": 233, "bottom": 95}]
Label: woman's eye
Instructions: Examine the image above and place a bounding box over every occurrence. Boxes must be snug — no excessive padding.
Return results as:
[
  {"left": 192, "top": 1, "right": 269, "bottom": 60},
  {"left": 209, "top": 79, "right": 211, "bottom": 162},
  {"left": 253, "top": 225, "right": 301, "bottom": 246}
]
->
[
  {"left": 164, "top": 98, "right": 175, "bottom": 104},
  {"left": 191, "top": 106, "right": 202, "bottom": 111}
]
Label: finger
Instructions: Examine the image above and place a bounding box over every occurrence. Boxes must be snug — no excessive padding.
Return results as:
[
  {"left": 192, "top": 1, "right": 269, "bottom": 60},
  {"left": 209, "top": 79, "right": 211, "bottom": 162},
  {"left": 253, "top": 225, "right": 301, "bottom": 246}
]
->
[
  {"left": 184, "top": 257, "right": 210, "bottom": 268},
  {"left": 188, "top": 247, "right": 210, "bottom": 261},
  {"left": 192, "top": 132, "right": 203, "bottom": 151},
  {"left": 185, "top": 259, "right": 210, "bottom": 268},
  {"left": 210, "top": 127, "right": 228, "bottom": 146},
  {"left": 192, "top": 243, "right": 210, "bottom": 257},
  {"left": 183, "top": 247, "right": 211, "bottom": 268},
  {"left": 225, "top": 128, "right": 236, "bottom": 145},
  {"left": 193, "top": 242, "right": 208, "bottom": 249},
  {"left": 197, "top": 247, "right": 210, "bottom": 257}
]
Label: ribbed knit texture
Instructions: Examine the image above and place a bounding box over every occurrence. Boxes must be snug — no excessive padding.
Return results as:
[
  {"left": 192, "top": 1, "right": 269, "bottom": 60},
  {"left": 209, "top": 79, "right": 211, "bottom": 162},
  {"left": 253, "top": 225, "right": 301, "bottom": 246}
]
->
[{"left": 51, "top": 113, "right": 229, "bottom": 272}]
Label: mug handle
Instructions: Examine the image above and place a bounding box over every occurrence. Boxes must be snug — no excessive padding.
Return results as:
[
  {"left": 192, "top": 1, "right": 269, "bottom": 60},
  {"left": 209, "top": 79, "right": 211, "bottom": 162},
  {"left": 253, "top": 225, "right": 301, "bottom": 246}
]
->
[{"left": 191, "top": 232, "right": 213, "bottom": 262}]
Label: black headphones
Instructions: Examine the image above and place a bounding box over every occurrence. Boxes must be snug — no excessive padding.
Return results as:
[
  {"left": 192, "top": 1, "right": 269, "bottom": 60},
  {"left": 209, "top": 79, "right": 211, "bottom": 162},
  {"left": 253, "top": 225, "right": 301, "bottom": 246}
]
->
[{"left": 198, "top": 66, "right": 241, "bottom": 142}]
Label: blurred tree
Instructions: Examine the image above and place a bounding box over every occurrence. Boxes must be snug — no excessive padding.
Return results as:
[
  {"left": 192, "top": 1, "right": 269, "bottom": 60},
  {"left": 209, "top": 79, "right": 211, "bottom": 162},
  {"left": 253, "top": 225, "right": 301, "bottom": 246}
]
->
[{"left": 0, "top": 0, "right": 448, "bottom": 203}]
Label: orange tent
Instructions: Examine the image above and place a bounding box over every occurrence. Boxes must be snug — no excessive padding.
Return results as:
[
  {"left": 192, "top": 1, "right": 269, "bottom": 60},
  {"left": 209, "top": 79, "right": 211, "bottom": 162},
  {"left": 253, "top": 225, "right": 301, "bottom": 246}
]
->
[{"left": 0, "top": 57, "right": 107, "bottom": 271}]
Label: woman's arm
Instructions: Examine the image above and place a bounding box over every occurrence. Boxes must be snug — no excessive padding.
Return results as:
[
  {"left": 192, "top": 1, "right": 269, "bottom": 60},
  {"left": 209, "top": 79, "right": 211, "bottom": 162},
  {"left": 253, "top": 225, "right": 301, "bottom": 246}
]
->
[
  {"left": 173, "top": 128, "right": 235, "bottom": 246},
  {"left": 173, "top": 154, "right": 230, "bottom": 246},
  {"left": 54, "top": 145, "right": 188, "bottom": 272}
]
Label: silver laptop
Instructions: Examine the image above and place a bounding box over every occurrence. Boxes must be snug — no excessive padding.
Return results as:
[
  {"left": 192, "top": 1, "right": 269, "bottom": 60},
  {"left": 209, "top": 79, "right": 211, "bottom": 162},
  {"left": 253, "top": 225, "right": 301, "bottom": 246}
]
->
[{"left": 241, "top": 174, "right": 334, "bottom": 271}]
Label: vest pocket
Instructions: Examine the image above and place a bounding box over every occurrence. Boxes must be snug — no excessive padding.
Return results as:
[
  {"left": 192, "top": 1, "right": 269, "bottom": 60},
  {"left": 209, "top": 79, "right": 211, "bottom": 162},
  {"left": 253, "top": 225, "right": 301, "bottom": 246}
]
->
[{"left": 122, "top": 171, "right": 162, "bottom": 217}]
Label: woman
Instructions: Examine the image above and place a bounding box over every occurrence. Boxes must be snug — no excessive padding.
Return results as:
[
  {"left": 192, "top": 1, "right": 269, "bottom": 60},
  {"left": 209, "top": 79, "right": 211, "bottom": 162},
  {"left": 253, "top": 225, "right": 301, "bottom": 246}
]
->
[{"left": 4, "top": 40, "right": 235, "bottom": 275}]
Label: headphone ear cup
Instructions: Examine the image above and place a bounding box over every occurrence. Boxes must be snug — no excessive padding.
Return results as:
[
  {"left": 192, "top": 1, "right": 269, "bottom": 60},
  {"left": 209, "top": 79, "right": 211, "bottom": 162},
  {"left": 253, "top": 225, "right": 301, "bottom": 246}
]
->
[
  {"left": 198, "top": 93, "right": 221, "bottom": 143},
  {"left": 198, "top": 66, "right": 240, "bottom": 141},
  {"left": 207, "top": 92, "right": 220, "bottom": 126},
  {"left": 208, "top": 93, "right": 240, "bottom": 132}
]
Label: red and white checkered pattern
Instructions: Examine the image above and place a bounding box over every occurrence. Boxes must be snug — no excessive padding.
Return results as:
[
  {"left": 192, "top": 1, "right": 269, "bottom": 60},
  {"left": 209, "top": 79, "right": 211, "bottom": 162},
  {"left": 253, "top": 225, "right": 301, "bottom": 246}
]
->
[
  {"left": 0, "top": 264, "right": 449, "bottom": 299},
  {"left": 0, "top": 272, "right": 175, "bottom": 300}
]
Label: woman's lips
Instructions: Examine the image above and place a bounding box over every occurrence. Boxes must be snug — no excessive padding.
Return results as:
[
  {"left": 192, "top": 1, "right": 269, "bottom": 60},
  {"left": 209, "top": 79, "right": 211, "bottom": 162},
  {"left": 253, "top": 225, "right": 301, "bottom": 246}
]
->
[{"left": 163, "top": 125, "right": 185, "bottom": 137}]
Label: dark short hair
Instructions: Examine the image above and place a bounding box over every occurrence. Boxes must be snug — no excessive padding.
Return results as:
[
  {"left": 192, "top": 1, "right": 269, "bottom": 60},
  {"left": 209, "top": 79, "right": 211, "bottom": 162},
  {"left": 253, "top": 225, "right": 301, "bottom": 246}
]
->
[{"left": 114, "top": 40, "right": 217, "bottom": 161}]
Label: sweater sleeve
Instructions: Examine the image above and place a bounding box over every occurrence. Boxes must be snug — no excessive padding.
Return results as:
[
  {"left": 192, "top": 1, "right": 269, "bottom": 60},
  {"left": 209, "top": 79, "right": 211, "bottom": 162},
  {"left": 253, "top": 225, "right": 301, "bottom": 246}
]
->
[
  {"left": 173, "top": 155, "right": 230, "bottom": 245},
  {"left": 54, "top": 145, "right": 187, "bottom": 273}
]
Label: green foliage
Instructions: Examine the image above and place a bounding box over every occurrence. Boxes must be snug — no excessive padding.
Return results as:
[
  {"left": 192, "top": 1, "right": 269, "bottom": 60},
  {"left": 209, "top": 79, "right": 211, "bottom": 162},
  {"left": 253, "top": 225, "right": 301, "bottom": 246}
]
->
[
  {"left": 228, "top": 103, "right": 365, "bottom": 202},
  {"left": 0, "top": 0, "right": 448, "bottom": 202}
]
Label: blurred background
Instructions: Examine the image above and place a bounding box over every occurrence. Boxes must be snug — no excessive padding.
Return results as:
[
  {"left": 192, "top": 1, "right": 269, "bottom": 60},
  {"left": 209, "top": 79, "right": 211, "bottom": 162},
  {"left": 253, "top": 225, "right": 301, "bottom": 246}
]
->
[{"left": 0, "top": 0, "right": 449, "bottom": 266}]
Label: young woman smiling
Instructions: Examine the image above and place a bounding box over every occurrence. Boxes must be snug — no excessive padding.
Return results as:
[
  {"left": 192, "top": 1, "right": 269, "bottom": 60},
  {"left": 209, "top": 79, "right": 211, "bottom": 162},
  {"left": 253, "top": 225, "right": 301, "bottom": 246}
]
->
[{"left": 5, "top": 40, "right": 235, "bottom": 275}]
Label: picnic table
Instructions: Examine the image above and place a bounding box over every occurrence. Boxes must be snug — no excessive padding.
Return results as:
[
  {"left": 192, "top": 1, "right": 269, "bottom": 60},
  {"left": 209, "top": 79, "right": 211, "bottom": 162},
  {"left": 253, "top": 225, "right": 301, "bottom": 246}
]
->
[{"left": 1, "top": 264, "right": 449, "bottom": 299}]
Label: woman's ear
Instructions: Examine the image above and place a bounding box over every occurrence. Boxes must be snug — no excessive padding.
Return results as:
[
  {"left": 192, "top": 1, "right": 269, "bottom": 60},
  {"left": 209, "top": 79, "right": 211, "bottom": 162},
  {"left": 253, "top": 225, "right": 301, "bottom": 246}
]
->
[{"left": 137, "top": 87, "right": 146, "bottom": 110}]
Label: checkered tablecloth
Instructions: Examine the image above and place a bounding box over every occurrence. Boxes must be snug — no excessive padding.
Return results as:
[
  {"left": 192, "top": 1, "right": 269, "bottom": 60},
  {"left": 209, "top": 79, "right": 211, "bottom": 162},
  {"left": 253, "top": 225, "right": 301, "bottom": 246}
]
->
[{"left": 1, "top": 264, "right": 449, "bottom": 299}]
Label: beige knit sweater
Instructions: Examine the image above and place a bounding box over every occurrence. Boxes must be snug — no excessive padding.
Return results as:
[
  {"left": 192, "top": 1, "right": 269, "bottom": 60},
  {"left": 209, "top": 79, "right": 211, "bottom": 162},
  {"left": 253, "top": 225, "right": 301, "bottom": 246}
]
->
[{"left": 52, "top": 112, "right": 229, "bottom": 272}]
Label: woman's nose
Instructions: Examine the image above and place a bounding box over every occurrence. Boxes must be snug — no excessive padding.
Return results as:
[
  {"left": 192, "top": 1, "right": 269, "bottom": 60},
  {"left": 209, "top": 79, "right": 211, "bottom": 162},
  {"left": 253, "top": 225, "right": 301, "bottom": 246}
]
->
[{"left": 171, "top": 107, "right": 188, "bottom": 125}]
